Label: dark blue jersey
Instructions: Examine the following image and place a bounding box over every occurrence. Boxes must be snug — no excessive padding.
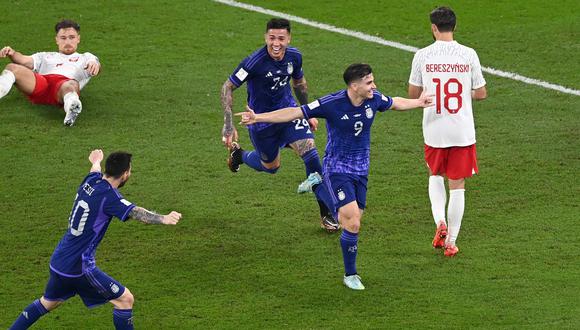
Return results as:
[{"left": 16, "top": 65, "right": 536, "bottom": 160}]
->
[
  {"left": 229, "top": 46, "right": 304, "bottom": 131},
  {"left": 50, "top": 172, "right": 135, "bottom": 277},
  {"left": 301, "top": 90, "right": 393, "bottom": 175}
]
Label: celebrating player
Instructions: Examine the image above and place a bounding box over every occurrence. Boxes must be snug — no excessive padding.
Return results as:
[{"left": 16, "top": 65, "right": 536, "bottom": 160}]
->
[
  {"left": 220, "top": 18, "right": 339, "bottom": 231},
  {"left": 237, "top": 63, "right": 433, "bottom": 290},
  {"left": 9, "top": 149, "right": 182, "bottom": 330},
  {"left": 408, "top": 6, "right": 487, "bottom": 257},
  {"left": 0, "top": 19, "right": 100, "bottom": 126}
]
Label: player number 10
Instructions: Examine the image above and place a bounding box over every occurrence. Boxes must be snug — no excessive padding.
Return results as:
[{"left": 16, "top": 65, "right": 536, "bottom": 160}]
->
[{"left": 432, "top": 78, "right": 463, "bottom": 114}]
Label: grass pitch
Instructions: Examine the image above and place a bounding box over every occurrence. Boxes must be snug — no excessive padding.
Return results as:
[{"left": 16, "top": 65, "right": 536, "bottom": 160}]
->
[{"left": 0, "top": 0, "right": 578, "bottom": 328}]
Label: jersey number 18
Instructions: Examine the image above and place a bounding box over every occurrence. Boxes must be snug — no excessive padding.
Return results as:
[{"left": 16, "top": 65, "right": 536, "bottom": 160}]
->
[{"left": 433, "top": 78, "right": 463, "bottom": 114}]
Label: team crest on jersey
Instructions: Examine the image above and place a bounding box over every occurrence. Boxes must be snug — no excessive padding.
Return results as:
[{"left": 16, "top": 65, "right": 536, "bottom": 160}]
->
[
  {"left": 69, "top": 57, "right": 79, "bottom": 62},
  {"left": 110, "top": 283, "right": 120, "bottom": 294},
  {"left": 365, "top": 106, "right": 373, "bottom": 119},
  {"left": 287, "top": 62, "right": 293, "bottom": 75},
  {"left": 337, "top": 189, "right": 346, "bottom": 201}
]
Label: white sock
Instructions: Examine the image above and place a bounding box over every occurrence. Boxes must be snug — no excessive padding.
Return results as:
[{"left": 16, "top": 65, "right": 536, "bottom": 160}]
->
[
  {"left": 0, "top": 70, "right": 16, "bottom": 99},
  {"left": 428, "top": 175, "right": 446, "bottom": 226},
  {"left": 63, "top": 91, "right": 80, "bottom": 111},
  {"left": 447, "top": 189, "right": 465, "bottom": 245}
]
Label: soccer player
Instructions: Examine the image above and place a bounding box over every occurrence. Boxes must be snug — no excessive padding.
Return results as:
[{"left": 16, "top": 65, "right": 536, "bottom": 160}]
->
[
  {"left": 221, "top": 18, "right": 339, "bottom": 231},
  {"left": 9, "top": 149, "right": 182, "bottom": 330},
  {"left": 237, "top": 63, "right": 433, "bottom": 290},
  {"left": 408, "top": 6, "right": 487, "bottom": 257},
  {"left": 0, "top": 19, "right": 100, "bottom": 126}
]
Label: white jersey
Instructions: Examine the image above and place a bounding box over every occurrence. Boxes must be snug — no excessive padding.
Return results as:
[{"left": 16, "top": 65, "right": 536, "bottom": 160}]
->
[
  {"left": 409, "top": 40, "right": 486, "bottom": 147},
  {"left": 31, "top": 52, "right": 99, "bottom": 89}
]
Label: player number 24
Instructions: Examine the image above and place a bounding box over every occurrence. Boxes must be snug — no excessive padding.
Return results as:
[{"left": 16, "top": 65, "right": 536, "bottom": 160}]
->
[{"left": 432, "top": 78, "right": 463, "bottom": 114}]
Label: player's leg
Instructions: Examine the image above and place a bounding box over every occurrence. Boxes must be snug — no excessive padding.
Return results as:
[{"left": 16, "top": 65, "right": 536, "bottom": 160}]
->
[
  {"left": 425, "top": 145, "right": 448, "bottom": 248},
  {"left": 0, "top": 63, "right": 36, "bottom": 99},
  {"left": 57, "top": 80, "right": 82, "bottom": 126},
  {"left": 228, "top": 126, "right": 281, "bottom": 173},
  {"left": 110, "top": 289, "right": 135, "bottom": 330},
  {"left": 9, "top": 269, "right": 71, "bottom": 329},
  {"left": 338, "top": 201, "right": 364, "bottom": 290},
  {"left": 444, "top": 144, "right": 478, "bottom": 257}
]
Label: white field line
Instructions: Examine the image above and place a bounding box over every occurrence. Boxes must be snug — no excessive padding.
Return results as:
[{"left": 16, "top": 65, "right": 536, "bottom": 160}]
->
[{"left": 213, "top": 0, "right": 579, "bottom": 96}]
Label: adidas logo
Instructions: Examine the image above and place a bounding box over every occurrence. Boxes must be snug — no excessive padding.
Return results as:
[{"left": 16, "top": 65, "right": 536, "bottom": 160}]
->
[
  {"left": 266, "top": 72, "right": 273, "bottom": 78},
  {"left": 341, "top": 114, "right": 349, "bottom": 120}
]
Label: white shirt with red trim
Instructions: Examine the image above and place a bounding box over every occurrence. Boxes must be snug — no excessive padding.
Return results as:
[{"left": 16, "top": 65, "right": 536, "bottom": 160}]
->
[
  {"left": 31, "top": 52, "right": 99, "bottom": 89},
  {"left": 409, "top": 40, "right": 486, "bottom": 147}
]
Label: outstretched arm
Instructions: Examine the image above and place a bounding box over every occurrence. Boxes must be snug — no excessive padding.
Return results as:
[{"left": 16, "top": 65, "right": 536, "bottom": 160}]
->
[
  {"left": 237, "top": 105, "right": 304, "bottom": 125},
  {"left": 128, "top": 206, "right": 182, "bottom": 225},
  {"left": 88, "top": 149, "right": 104, "bottom": 173},
  {"left": 390, "top": 94, "right": 434, "bottom": 111},
  {"left": 220, "top": 79, "right": 239, "bottom": 148},
  {"left": 0, "top": 46, "right": 33, "bottom": 69}
]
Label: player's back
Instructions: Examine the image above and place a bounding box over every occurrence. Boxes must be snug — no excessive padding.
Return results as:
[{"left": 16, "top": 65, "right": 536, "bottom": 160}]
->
[
  {"left": 50, "top": 172, "right": 134, "bottom": 276},
  {"left": 410, "top": 41, "right": 486, "bottom": 147}
]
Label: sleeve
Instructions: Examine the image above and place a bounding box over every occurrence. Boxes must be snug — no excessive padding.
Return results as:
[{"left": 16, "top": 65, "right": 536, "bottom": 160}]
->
[
  {"left": 228, "top": 57, "right": 252, "bottom": 88},
  {"left": 300, "top": 99, "right": 327, "bottom": 120},
  {"left": 31, "top": 52, "right": 45, "bottom": 72},
  {"left": 80, "top": 172, "right": 102, "bottom": 185},
  {"left": 292, "top": 52, "right": 304, "bottom": 80},
  {"left": 471, "top": 50, "right": 486, "bottom": 90},
  {"left": 377, "top": 93, "right": 393, "bottom": 112},
  {"left": 104, "top": 192, "right": 135, "bottom": 222},
  {"left": 83, "top": 52, "right": 99, "bottom": 64},
  {"left": 408, "top": 52, "right": 423, "bottom": 87}
]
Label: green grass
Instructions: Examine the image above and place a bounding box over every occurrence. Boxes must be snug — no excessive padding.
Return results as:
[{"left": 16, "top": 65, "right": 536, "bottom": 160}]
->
[{"left": 1, "top": 0, "right": 579, "bottom": 328}]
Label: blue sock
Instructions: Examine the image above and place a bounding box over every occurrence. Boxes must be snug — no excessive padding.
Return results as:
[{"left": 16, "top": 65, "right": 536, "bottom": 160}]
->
[
  {"left": 9, "top": 299, "right": 48, "bottom": 330},
  {"left": 113, "top": 309, "right": 134, "bottom": 330},
  {"left": 301, "top": 149, "right": 323, "bottom": 177},
  {"left": 313, "top": 183, "right": 336, "bottom": 218},
  {"left": 242, "top": 151, "right": 279, "bottom": 173},
  {"left": 340, "top": 229, "right": 359, "bottom": 276}
]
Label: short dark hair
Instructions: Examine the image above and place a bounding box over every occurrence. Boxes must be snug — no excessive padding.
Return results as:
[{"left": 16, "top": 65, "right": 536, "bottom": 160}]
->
[
  {"left": 266, "top": 18, "right": 291, "bottom": 33},
  {"left": 343, "top": 63, "right": 373, "bottom": 85},
  {"left": 430, "top": 7, "right": 456, "bottom": 32},
  {"left": 55, "top": 19, "right": 80, "bottom": 33},
  {"left": 104, "top": 152, "right": 132, "bottom": 178}
]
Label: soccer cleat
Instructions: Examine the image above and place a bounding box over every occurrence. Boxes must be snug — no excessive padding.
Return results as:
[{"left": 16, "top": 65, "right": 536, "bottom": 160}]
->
[
  {"left": 343, "top": 274, "right": 365, "bottom": 290},
  {"left": 432, "top": 220, "right": 448, "bottom": 249},
  {"left": 297, "top": 172, "right": 323, "bottom": 194},
  {"left": 63, "top": 98, "right": 82, "bottom": 126},
  {"left": 321, "top": 214, "right": 340, "bottom": 232},
  {"left": 444, "top": 243, "right": 459, "bottom": 257},
  {"left": 227, "top": 142, "right": 243, "bottom": 172}
]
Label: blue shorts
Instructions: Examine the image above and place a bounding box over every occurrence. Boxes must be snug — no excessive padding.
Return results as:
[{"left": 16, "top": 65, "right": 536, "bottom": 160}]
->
[
  {"left": 324, "top": 173, "right": 368, "bottom": 210},
  {"left": 249, "top": 119, "right": 314, "bottom": 163},
  {"left": 43, "top": 267, "right": 125, "bottom": 308}
]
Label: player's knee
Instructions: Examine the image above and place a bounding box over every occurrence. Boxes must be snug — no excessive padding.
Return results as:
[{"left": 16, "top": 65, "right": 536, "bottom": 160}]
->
[
  {"left": 60, "top": 80, "right": 80, "bottom": 93},
  {"left": 263, "top": 166, "right": 279, "bottom": 174},
  {"left": 40, "top": 296, "right": 63, "bottom": 311},
  {"left": 116, "top": 288, "right": 134, "bottom": 308},
  {"left": 262, "top": 160, "right": 280, "bottom": 174},
  {"left": 5, "top": 63, "right": 26, "bottom": 75}
]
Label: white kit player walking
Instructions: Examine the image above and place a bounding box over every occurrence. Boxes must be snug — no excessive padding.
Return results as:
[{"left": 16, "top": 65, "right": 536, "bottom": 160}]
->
[
  {"left": 0, "top": 19, "right": 100, "bottom": 126},
  {"left": 408, "top": 6, "right": 487, "bottom": 257}
]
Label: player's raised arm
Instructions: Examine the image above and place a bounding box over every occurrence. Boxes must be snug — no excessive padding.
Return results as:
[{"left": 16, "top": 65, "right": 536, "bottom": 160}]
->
[
  {"left": 0, "top": 46, "right": 34, "bottom": 69},
  {"left": 237, "top": 105, "right": 303, "bottom": 125},
  {"left": 390, "top": 94, "right": 434, "bottom": 111},
  {"left": 128, "top": 206, "right": 182, "bottom": 225},
  {"left": 88, "top": 149, "right": 104, "bottom": 173},
  {"left": 220, "top": 79, "right": 239, "bottom": 148}
]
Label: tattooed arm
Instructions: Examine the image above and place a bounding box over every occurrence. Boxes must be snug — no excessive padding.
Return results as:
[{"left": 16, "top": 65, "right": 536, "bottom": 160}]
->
[
  {"left": 292, "top": 77, "right": 318, "bottom": 131},
  {"left": 220, "top": 79, "right": 239, "bottom": 148},
  {"left": 128, "top": 206, "right": 182, "bottom": 225},
  {"left": 292, "top": 77, "right": 308, "bottom": 105}
]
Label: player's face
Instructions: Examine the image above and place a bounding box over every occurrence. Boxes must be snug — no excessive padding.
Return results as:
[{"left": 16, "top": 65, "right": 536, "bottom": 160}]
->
[
  {"left": 353, "top": 73, "right": 377, "bottom": 99},
  {"left": 265, "top": 29, "right": 291, "bottom": 61},
  {"left": 55, "top": 28, "right": 80, "bottom": 55}
]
